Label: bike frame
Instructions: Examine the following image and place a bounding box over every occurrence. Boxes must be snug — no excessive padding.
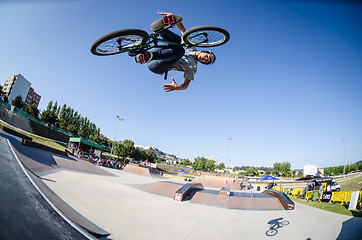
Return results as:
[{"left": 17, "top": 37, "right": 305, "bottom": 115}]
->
[{"left": 122, "top": 31, "right": 208, "bottom": 53}]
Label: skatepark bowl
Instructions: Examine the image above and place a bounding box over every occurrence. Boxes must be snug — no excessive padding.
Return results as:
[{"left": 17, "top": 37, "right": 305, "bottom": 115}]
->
[{"left": 0, "top": 128, "right": 361, "bottom": 240}]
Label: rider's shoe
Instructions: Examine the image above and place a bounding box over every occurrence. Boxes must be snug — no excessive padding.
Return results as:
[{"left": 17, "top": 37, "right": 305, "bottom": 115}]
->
[
  {"left": 135, "top": 52, "right": 152, "bottom": 64},
  {"left": 150, "top": 14, "right": 182, "bottom": 33}
]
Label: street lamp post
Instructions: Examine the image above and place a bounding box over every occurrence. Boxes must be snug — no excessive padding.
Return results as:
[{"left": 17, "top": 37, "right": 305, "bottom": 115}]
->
[
  {"left": 109, "top": 116, "right": 124, "bottom": 161},
  {"left": 342, "top": 139, "right": 346, "bottom": 178},
  {"left": 227, "top": 137, "right": 232, "bottom": 169}
]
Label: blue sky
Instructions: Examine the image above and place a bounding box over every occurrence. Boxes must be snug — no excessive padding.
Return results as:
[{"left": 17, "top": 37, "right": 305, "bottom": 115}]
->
[{"left": 1, "top": 0, "right": 361, "bottom": 169}]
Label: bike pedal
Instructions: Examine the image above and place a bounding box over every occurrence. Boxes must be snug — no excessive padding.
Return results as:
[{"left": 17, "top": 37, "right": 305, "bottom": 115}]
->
[
  {"left": 150, "top": 15, "right": 182, "bottom": 33},
  {"left": 163, "top": 14, "right": 175, "bottom": 25}
]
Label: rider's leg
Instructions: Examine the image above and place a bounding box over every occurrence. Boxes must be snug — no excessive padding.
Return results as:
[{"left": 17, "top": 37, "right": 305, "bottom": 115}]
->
[
  {"left": 147, "top": 46, "right": 185, "bottom": 74},
  {"left": 159, "top": 29, "right": 182, "bottom": 44}
]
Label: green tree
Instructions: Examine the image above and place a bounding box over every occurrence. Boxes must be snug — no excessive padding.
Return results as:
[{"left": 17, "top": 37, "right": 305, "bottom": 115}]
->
[
  {"left": 133, "top": 147, "right": 145, "bottom": 161},
  {"left": 216, "top": 162, "right": 226, "bottom": 170},
  {"left": 246, "top": 167, "right": 258, "bottom": 176},
  {"left": 192, "top": 157, "right": 216, "bottom": 171},
  {"left": 41, "top": 108, "right": 58, "bottom": 125},
  {"left": 192, "top": 157, "right": 206, "bottom": 171},
  {"left": 46, "top": 101, "right": 53, "bottom": 111},
  {"left": 272, "top": 162, "right": 291, "bottom": 177},
  {"left": 273, "top": 162, "right": 282, "bottom": 176},
  {"left": 206, "top": 160, "right": 216, "bottom": 172},
  {"left": 183, "top": 159, "right": 191, "bottom": 166},
  {"left": 113, "top": 140, "right": 135, "bottom": 162},
  {"left": 51, "top": 101, "right": 59, "bottom": 118},
  {"left": 281, "top": 162, "right": 291, "bottom": 177},
  {"left": 67, "top": 124, "right": 78, "bottom": 135},
  {"left": 122, "top": 140, "right": 135, "bottom": 158},
  {"left": 0, "top": 85, "right": 3, "bottom": 98},
  {"left": 12, "top": 95, "right": 24, "bottom": 109},
  {"left": 113, "top": 141, "right": 124, "bottom": 161},
  {"left": 23, "top": 103, "right": 39, "bottom": 117},
  {"left": 144, "top": 149, "right": 156, "bottom": 163}
]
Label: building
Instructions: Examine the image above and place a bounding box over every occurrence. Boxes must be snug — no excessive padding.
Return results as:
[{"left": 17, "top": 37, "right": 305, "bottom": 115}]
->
[
  {"left": 24, "top": 87, "right": 41, "bottom": 108},
  {"left": 303, "top": 164, "right": 318, "bottom": 176},
  {"left": 205, "top": 156, "right": 218, "bottom": 164},
  {"left": 2, "top": 74, "right": 41, "bottom": 108}
]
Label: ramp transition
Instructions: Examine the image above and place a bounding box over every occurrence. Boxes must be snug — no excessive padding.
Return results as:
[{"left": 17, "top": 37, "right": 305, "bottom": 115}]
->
[{"left": 0, "top": 137, "right": 94, "bottom": 240}]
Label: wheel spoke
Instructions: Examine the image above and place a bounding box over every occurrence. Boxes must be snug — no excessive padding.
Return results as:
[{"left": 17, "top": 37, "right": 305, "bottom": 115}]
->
[
  {"left": 187, "top": 30, "right": 226, "bottom": 46},
  {"left": 96, "top": 35, "right": 144, "bottom": 54}
]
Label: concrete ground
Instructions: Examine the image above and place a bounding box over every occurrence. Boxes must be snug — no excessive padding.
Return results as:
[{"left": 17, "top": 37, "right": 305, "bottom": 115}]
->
[
  {"left": 40, "top": 167, "right": 362, "bottom": 240},
  {"left": 1, "top": 128, "right": 361, "bottom": 240}
]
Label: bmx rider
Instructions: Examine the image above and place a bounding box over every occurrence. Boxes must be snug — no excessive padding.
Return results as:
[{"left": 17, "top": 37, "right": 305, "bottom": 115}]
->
[{"left": 135, "top": 12, "right": 216, "bottom": 92}]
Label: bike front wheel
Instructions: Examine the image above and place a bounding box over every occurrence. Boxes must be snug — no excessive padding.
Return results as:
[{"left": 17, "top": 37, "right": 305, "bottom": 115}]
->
[
  {"left": 266, "top": 229, "right": 278, "bottom": 237},
  {"left": 281, "top": 221, "right": 290, "bottom": 226},
  {"left": 90, "top": 29, "right": 149, "bottom": 56},
  {"left": 182, "top": 25, "right": 230, "bottom": 48}
]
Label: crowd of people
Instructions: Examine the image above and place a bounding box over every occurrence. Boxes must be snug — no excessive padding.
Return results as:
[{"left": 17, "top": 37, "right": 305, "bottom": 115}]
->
[
  {"left": 88, "top": 157, "right": 123, "bottom": 169},
  {"left": 68, "top": 143, "right": 124, "bottom": 170}
]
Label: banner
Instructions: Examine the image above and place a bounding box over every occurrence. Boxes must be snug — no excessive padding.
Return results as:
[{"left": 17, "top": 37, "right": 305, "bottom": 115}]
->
[
  {"left": 348, "top": 191, "right": 359, "bottom": 210},
  {"left": 321, "top": 191, "right": 332, "bottom": 202}
]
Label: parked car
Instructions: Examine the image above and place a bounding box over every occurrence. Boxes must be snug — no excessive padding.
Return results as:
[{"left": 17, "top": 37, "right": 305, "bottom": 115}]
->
[{"left": 331, "top": 180, "right": 341, "bottom": 191}]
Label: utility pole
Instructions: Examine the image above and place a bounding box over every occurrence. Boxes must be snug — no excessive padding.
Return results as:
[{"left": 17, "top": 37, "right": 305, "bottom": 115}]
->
[
  {"left": 227, "top": 137, "right": 232, "bottom": 169},
  {"left": 109, "top": 116, "right": 124, "bottom": 161},
  {"left": 342, "top": 139, "right": 346, "bottom": 178}
]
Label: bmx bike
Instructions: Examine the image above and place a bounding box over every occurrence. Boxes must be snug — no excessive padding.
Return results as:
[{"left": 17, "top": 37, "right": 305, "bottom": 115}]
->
[{"left": 90, "top": 25, "right": 230, "bottom": 56}]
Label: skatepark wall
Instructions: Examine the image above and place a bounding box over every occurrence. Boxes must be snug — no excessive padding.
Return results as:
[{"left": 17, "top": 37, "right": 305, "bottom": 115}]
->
[
  {"left": 124, "top": 163, "right": 161, "bottom": 177},
  {"left": 0, "top": 103, "right": 70, "bottom": 143},
  {"left": 192, "top": 175, "right": 243, "bottom": 190}
]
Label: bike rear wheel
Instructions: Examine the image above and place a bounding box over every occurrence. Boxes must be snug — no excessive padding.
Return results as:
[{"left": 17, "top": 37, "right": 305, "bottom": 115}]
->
[
  {"left": 90, "top": 29, "right": 149, "bottom": 56},
  {"left": 182, "top": 25, "right": 230, "bottom": 48}
]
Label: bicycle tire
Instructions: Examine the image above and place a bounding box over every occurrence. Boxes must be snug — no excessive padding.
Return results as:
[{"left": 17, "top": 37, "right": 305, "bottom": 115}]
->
[
  {"left": 266, "top": 229, "right": 278, "bottom": 237},
  {"left": 182, "top": 25, "right": 230, "bottom": 48},
  {"left": 90, "top": 29, "right": 149, "bottom": 56},
  {"left": 281, "top": 220, "right": 290, "bottom": 226}
]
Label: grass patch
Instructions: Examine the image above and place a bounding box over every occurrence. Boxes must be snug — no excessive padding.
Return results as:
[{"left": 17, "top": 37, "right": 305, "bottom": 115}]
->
[
  {"left": 32, "top": 136, "right": 66, "bottom": 151},
  {"left": 0, "top": 119, "right": 66, "bottom": 151},
  {"left": 339, "top": 175, "right": 362, "bottom": 192},
  {"left": 290, "top": 195, "right": 361, "bottom": 217}
]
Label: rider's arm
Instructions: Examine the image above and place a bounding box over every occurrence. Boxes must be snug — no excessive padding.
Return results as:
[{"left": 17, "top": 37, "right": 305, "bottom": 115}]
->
[
  {"left": 176, "top": 22, "right": 186, "bottom": 34},
  {"left": 162, "top": 78, "right": 191, "bottom": 92}
]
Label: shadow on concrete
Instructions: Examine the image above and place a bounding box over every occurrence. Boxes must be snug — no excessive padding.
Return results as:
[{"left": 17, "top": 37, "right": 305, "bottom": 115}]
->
[
  {"left": 336, "top": 217, "right": 362, "bottom": 240},
  {"left": 266, "top": 217, "right": 290, "bottom": 237}
]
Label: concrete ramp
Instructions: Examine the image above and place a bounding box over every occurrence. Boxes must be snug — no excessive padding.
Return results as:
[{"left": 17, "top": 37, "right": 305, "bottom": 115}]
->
[
  {"left": 0, "top": 137, "right": 95, "bottom": 240},
  {"left": 174, "top": 183, "right": 204, "bottom": 201},
  {"left": 192, "top": 175, "right": 242, "bottom": 190},
  {"left": 130, "top": 180, "right": 288, "bottom": 210},
  {"left": 123, "top": 163, "right": 161, "bottom": 177}
]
